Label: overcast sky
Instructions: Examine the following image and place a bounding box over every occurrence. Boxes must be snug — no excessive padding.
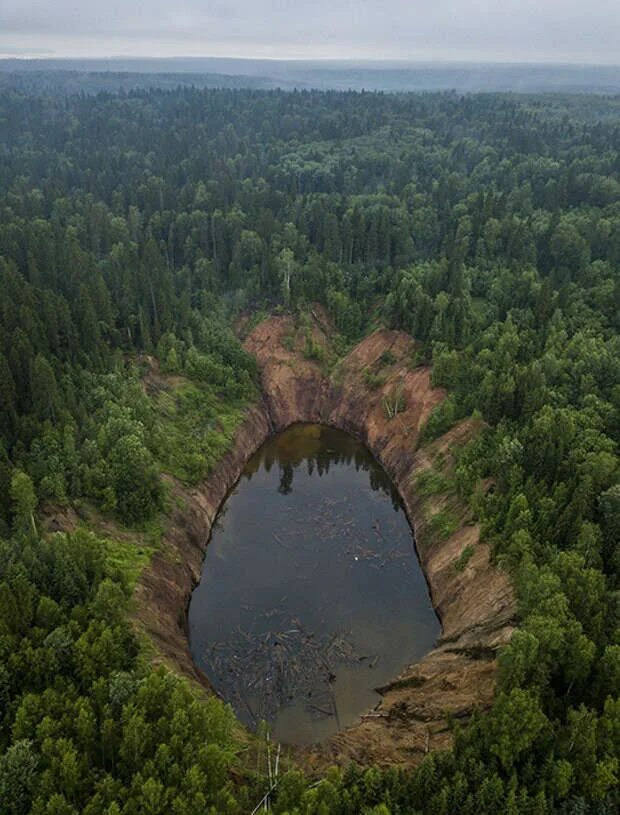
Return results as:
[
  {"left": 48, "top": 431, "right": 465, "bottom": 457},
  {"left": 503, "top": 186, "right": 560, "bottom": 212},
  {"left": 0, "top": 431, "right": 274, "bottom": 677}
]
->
[{"left": 1, "top": 0, "right": 618, "bottom": 63}]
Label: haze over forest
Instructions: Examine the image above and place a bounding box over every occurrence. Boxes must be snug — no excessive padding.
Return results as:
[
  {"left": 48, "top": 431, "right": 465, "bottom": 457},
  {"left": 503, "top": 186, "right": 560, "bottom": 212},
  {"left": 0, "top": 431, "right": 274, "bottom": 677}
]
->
[{"left": 2, "top": 57, "right": 620, "bottom": 95}]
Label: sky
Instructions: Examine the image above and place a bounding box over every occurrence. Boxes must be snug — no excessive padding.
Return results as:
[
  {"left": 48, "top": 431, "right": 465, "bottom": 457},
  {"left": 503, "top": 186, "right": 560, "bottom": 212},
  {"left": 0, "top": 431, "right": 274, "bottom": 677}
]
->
[{"left": 0, "top": 0, "right": 619, "bottom": 64}]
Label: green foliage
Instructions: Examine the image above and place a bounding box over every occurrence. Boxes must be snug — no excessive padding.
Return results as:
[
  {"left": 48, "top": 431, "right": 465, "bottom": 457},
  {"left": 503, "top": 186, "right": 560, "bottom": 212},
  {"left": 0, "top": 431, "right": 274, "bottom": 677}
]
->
[
  {"left": 381, "top": 384, "right": 406, "bottom": 420},
  {"left": 102, "top": 536, "right": 156, "bottom": 590},
  {"left": 454, "top": 545, "right": 475, "bottom": 572},
  {"left": 363, "top": 368, "right": 388, "bottom": 390},
  {"left": 10, "top": 471, "right": 37, "bottom": 535},
  {"left": 379, "top": 350, "right": 397, "bottom": 366},
  {"left": 0, "top": 740, "right": 39, "bottom": 815},
  {"left": 483, "top": 689, "right": 548, "bottom": 771},
  {"left": 428, "top": 508, "right": 460, "bottom": 541},
  {"left": 414, "top": 468, "right": 454, "bottom": 497},
  {"left": 420, "top": 395, "right": 459, "bottom": 444},
  {"left": 0, "top": 85, "right": 618, "bottom": 814},
  {"left": 153, "top": 382, "right": 246, "bottom": 484},
  {"left": 302, "top": 329, "right": 326, "bottom": 362},
  {"left": 0, "top": 529, "right": 246, "bottom": 814}
]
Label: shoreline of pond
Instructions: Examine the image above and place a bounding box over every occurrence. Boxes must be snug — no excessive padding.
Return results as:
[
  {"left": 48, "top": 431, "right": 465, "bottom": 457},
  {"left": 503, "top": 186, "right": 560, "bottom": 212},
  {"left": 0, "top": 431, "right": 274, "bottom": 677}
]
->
[{"left": 132, "top": 312, "right": 516, "bottom": 768}]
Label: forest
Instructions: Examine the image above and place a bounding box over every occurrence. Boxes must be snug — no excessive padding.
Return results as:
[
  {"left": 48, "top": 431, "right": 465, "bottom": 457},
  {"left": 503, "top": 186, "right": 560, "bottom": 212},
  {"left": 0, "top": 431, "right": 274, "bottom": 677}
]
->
[{"left": 0, "top": 85, "right": 619, "bottom": 814}]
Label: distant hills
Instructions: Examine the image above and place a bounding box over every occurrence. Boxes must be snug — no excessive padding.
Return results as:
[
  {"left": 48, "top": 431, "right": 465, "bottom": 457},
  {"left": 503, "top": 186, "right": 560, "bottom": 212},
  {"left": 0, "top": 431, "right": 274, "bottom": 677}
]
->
[{"left": 2, "top": 57, "right": 620, "bottom": 94}]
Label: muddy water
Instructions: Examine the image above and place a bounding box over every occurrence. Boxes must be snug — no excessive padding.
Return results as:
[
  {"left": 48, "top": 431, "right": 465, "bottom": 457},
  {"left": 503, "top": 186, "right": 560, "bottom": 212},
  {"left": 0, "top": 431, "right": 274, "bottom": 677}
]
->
[{"left": 188, "top": 424, "right": 439, "bottom": 744}]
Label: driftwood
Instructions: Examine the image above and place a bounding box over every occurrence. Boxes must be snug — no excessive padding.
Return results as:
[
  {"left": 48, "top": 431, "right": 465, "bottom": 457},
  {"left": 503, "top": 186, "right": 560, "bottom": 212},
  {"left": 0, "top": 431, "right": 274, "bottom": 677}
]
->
[
  {"left": 201, "top": 495, "right": 416, "bottom": 731},
  {"left": 204, "top": 613, "right": 370, "bottom": 727}
]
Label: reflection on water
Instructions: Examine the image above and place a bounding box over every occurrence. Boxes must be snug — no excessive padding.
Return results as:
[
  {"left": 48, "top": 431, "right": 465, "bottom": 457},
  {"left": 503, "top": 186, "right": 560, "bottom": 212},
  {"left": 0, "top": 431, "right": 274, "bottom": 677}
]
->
[{"left": 188, "top": 424, "right": 439, "bottom": 745}]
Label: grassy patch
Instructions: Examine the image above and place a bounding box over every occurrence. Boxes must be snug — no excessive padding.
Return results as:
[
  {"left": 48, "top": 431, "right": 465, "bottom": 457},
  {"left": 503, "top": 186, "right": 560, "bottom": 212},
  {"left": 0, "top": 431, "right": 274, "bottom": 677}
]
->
[
  {"left": 428, "top": 508, "right": 460, "bottom": 541},
  {"left": 363, "top": 368, "right": 388, "bottom": 390},
  {"left": 303, "top": 331, "right": 326, "bottom": 361},
  {"left": 382, "top": 383, "right": 406, "bottom": 420},
  {"left": 419, "top": 396, "right": 458, "bottom": 445},
  {"left": 415, "top": 468, "right": 455, "bottom": 497},
  {"left": 454, "top": 544, "right": 475, "bottom": 572},
  {"left": 244, "top": 308, "right": 270, "bottom": 334},
  {"left": 379, "top": 349, "right": 397, "bottom": 366},
  {"left": 282, "top": 331, "right": 295, "bottom": 351},
  {"left": 153, "top": 382, "right": 246, "bottom": 484},
  {"left": 103, "top": 536, "right": 155, "bottom": 590}
]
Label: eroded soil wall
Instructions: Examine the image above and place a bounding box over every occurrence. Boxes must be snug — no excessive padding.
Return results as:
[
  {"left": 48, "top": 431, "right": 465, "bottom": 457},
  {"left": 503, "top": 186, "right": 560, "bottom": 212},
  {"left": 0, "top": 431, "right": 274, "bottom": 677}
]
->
[{"left": 134, "top": 314, "right": 516, "bottom": 766}]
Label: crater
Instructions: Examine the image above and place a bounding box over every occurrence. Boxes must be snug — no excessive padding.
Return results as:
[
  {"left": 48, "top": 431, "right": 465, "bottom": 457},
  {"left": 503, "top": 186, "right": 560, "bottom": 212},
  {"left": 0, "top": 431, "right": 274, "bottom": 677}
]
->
[
  {"left": 188, "top": 423, "right": 440, "bottom": 744},
  {"left": 134, "top": 312, "right": 516, "bottom": 767}
]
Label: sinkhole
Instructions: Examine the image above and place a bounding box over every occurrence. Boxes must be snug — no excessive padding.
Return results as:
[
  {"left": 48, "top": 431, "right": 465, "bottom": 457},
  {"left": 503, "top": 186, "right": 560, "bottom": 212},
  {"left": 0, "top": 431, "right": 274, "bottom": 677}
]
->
[{"left": 188, "top": 423, "right": 439, "bottom": 744}]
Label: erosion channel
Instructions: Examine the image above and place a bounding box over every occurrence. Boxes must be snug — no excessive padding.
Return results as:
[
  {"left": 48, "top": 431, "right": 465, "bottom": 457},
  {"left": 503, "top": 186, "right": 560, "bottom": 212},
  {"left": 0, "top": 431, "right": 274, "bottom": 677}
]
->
[{"left": 188, "top": 423, "right": 439, "bottom": 744}]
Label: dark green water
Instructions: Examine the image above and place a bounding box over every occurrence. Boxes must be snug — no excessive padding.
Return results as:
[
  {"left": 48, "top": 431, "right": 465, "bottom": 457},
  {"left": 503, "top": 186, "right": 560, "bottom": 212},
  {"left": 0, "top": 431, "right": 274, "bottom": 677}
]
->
[{"left": 188, "top": 424, "right": 439, "bottom": 744}]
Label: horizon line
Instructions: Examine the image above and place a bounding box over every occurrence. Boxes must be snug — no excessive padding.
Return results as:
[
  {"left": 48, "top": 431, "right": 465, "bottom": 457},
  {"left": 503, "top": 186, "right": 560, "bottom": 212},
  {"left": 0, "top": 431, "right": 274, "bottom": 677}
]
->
[{"left": 2, "top": 55, "right": 620, "bottom": 70}]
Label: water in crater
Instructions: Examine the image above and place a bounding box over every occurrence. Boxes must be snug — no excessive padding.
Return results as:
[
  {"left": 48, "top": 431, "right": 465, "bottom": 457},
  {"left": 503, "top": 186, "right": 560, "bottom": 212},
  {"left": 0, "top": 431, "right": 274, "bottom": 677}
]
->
[{"left": 188, "top": 423, "right": 439, "bottom": 744}]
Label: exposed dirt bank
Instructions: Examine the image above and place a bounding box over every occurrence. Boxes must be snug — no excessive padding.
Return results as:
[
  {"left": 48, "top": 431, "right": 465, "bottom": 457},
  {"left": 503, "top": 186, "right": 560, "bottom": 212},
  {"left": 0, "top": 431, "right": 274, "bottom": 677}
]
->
[{"left": 134, "top": 313, "right": 516, "bottom": 767}]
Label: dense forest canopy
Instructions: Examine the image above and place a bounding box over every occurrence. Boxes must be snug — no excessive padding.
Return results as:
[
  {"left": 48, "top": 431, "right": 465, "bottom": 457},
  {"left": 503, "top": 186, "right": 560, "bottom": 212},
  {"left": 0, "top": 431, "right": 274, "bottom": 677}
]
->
[{"left": 0, "top": 86, "right": 618, "bottom": 814}]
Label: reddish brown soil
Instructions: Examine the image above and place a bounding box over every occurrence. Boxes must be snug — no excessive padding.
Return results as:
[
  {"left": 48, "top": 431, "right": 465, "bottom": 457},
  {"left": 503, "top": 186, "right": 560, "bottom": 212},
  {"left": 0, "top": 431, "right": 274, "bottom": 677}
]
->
[{"left": 133, "top": 313, "right": 516, "bottom": 767}]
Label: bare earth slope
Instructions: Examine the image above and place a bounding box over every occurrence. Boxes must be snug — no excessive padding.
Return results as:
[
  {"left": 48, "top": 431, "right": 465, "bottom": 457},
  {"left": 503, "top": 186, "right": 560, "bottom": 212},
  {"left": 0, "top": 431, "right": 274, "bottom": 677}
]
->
[{"left": 134, "top": 313, "right": 516, "bottom": 766}]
